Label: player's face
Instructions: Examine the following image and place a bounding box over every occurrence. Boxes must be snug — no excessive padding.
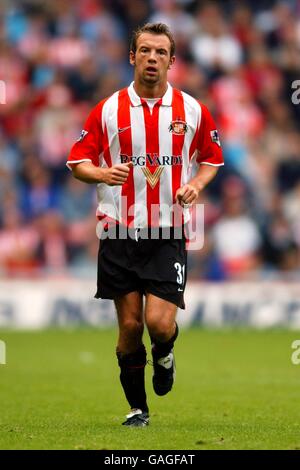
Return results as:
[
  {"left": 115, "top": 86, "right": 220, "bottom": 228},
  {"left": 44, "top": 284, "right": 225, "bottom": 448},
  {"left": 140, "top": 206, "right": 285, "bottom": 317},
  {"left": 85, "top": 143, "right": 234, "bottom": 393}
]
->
[{"left": 130, "top": 33, "right": 175, "bottom": 86}]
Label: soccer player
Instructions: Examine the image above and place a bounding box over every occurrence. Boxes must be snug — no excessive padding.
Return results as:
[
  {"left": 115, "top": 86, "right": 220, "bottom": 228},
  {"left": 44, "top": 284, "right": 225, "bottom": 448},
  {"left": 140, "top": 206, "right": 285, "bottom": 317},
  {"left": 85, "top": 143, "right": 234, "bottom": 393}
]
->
[{"left": 67, "top": 23, "right": 223, "bottom": 427}]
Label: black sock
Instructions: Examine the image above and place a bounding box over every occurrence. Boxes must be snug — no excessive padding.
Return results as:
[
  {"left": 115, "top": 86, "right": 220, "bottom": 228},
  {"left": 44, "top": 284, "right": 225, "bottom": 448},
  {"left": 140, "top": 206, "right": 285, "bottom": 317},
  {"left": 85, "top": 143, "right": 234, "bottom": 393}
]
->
[
  {"left": 116, "top": 344, "right": 148, "bottom": 413},
  {"left": 151, "top": 322, "right": 179, "bottom": 358}
]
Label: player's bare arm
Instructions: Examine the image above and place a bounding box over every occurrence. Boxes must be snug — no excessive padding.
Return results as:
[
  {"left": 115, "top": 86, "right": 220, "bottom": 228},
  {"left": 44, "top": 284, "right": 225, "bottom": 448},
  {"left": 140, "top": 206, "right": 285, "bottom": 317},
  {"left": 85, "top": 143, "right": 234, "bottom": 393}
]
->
[
  {"left": 72, "top": 161, "right": 133, "bottom": 185},
  {"left": 175, "top": 164, "right": 218, "bottom": 206}
]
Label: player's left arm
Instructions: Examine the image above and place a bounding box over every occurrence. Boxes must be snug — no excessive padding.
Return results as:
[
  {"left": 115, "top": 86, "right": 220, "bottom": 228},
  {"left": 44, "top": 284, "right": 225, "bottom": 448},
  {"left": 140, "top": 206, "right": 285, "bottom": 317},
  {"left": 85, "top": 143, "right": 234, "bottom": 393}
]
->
[
  {"left": 176, "top": 165, "right": 219, "bottom": 205},
  {"left": 175, "top": 103, "right": 224, "bottom": 206}
]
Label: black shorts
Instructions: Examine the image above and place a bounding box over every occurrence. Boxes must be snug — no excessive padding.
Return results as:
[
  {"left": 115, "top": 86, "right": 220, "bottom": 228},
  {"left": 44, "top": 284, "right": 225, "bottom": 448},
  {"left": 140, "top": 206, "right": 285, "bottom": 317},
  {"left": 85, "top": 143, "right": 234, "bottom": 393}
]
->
[{"left": 95, "top": 226, "right": 187, "bottom": 309}]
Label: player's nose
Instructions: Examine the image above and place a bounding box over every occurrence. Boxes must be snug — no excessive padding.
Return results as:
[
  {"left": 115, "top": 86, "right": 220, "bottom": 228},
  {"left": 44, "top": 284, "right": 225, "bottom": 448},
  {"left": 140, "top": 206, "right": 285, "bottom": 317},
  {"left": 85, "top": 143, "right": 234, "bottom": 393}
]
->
[{"left": 148, "top": 50, "right": 157, "bottom": 62}]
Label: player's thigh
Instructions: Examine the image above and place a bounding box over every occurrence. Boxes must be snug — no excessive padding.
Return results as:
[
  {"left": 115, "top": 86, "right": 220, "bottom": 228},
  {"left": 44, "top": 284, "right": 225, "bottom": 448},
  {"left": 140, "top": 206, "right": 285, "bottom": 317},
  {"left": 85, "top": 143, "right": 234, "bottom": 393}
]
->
[
  {"left": 114, "top": 291, "right": 144, "bottom": 327},
  {"left": 144, "top": 293, "right": 177, "bottom": 332}
]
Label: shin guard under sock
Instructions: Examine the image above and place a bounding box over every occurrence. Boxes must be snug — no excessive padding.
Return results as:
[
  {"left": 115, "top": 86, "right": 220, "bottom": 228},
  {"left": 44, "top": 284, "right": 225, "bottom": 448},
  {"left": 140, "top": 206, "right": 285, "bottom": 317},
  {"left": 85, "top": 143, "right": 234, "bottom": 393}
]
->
[
  {"left": 116, "top": 344, "right": 148, "bottom": 413},
  {"left": 151, "top": 322, "right": 179, "bottom": 358}
]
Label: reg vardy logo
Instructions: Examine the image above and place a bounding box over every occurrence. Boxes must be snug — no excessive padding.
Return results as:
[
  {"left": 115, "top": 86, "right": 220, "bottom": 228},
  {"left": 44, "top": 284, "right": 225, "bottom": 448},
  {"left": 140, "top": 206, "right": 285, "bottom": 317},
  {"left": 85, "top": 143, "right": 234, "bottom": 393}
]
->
[
  {"left": 120, "top": 154, "right": 182, "bottom": 167},
  {"left": 120, "top": 154, "right": 183, "bottom": 189}
]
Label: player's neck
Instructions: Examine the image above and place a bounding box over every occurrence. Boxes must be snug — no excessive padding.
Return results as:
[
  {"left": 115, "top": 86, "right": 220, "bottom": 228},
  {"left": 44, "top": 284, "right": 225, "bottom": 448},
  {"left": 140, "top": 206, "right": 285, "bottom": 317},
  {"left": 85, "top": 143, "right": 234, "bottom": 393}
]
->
[{"left": 133, "top": 80, "right": 168, "bottom": 99}]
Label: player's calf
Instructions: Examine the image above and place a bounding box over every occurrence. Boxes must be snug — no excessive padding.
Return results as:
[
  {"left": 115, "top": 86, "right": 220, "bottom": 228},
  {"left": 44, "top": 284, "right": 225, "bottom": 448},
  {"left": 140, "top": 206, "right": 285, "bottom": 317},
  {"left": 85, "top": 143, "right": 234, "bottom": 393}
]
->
[
  {"left": 116, "top": 344, "right": 149, "bottom": 424},
  {"left": 151, "top": 322, "right": 179, "bottom": 396}
]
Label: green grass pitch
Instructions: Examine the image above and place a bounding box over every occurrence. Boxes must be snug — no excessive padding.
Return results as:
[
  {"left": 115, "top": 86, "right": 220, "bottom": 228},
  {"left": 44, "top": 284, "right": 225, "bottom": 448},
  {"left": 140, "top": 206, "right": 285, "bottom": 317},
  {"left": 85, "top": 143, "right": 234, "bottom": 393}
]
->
[{"left": 0, "top": 328, "right": 300, "bottom": 450}]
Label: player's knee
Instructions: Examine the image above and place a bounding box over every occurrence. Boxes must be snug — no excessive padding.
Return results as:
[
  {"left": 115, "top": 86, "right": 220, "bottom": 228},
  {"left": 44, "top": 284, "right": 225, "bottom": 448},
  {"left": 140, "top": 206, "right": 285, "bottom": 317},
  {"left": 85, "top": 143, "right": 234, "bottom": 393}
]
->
[
  {"left": 120, "top": 318, "right": 144, "bottom": 337},
  {"left": 147, "top": 318, "right": 174, "bottom": 342}
]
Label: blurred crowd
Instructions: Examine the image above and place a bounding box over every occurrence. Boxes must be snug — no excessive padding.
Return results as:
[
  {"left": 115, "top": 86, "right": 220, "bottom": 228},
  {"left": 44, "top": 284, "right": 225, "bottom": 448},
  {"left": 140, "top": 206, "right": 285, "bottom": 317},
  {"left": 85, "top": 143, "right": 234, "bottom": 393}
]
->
[{"left": 0, "top": 0, "right": 300, "bottom": 280}]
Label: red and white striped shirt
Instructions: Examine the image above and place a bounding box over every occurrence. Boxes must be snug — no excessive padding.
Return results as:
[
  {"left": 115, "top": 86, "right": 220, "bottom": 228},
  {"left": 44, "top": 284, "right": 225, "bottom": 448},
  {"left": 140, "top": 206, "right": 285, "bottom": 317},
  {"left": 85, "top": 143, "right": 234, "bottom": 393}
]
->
[{"left": 67, "top": 82, "right": 224, "bottom": 228}]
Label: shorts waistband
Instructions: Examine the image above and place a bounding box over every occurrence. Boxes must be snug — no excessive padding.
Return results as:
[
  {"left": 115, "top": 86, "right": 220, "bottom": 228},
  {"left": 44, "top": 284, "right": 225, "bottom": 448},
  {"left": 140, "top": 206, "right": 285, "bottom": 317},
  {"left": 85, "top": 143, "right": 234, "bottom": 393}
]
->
[{"left": 101, "top": 223, "right": 186, "bottom": 241}]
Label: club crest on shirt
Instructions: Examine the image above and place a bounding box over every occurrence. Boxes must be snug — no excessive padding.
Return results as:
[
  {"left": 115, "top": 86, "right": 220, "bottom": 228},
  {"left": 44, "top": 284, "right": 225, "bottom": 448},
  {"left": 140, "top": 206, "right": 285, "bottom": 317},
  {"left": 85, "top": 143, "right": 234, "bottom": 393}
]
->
[
  {"left": 77, "top": 129, "right": 88, "bottom": 142},
  {"left": 168, "top": 119, "right": 188, "bottom": 135},
  {"left": 210, "top": 129, "right": 221, "bottom": 147}
]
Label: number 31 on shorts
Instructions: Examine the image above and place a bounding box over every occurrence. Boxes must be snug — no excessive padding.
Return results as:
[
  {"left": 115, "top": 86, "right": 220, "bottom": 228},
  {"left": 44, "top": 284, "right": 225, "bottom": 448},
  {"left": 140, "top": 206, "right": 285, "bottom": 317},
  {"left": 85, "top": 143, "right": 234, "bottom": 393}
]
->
[{"left": 174, "top": 262, "right": 185, "bottom": 286}]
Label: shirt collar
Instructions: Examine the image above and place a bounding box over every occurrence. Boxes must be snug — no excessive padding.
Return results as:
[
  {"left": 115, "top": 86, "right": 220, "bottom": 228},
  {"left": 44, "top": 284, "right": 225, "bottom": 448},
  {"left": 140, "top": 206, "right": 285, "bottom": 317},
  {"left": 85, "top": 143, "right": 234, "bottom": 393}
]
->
[{"left": 128, "top": 81, "right": 173, "bottom": 107}]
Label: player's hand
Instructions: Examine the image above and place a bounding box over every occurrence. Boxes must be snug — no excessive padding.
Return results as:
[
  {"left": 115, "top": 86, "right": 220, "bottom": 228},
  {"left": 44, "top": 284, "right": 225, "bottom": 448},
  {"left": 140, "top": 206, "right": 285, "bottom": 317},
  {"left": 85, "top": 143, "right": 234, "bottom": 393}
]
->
[
  {"left": 102, "top": 162, "right": 133, "bottom": 186},
  {"left": 175, "top": 184, "right": 199, "bottom": 207}
]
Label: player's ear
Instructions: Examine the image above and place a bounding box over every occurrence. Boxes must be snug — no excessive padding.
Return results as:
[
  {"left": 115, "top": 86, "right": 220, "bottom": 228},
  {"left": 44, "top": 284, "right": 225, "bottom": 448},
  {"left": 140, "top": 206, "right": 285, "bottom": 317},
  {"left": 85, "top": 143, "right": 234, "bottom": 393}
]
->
[
  {"left": 168, "top": 55, "right": 175, "bottom": 69},
  {"left": 129, "top": 51, "right": 136, "bottom": 66}
]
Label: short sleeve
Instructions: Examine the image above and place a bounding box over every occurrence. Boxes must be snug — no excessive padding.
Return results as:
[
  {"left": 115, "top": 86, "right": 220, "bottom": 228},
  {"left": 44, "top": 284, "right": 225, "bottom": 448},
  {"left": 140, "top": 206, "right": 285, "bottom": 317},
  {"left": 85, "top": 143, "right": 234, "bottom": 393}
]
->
[
  {"left": 66, "top": 102, "right": 104, "bottom": 170},
  {"left": 196, "top": 103, "right": 224, "bottom": 166}
]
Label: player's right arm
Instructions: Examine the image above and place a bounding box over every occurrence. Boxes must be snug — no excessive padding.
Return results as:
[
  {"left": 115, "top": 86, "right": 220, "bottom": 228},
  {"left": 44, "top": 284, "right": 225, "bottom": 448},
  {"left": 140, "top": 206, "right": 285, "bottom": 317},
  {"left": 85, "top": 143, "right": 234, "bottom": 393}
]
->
[
  {"left": 71, "top": 161, "right": 133, "bottom": 186},
  {"left": 67, "top": 101, "right": 132, "bottom": 186}
]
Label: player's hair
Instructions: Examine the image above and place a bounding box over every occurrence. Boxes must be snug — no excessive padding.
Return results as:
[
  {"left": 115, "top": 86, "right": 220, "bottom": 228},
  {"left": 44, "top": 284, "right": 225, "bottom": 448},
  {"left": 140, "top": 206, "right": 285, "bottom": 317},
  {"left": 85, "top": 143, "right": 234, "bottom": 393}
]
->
[{"left": 130, "top": 23, "right": 175, "bottom": 58}]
